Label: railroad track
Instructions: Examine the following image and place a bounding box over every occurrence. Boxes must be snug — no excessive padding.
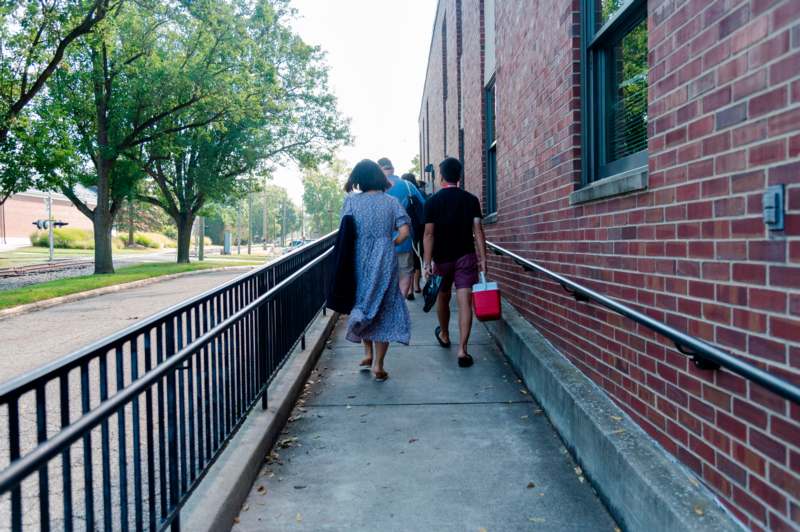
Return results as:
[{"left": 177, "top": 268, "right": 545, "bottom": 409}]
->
[{"left": 0, "top": 259, "right": 94, "bottom": 279}]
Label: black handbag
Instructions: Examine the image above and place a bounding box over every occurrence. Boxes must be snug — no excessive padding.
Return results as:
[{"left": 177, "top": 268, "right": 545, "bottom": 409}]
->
[{"left": 422, "top": 274, "right": 443, "bottom": 313}]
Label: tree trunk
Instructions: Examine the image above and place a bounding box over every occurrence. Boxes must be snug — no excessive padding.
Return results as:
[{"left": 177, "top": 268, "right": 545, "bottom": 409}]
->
[
  {"left": 176, "top": 213, "right": 195, "bottom": 264},
  {"left": 93, "top": 208, "right": 115, "bottom": 274}
]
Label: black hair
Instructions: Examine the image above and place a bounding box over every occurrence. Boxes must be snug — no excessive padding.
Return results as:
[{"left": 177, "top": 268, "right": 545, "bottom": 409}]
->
[
  {"left": 344, "top": 159, "right": 392, "bottom": 193},
  {"left": 439, "top": 157, "right": 462, "bottom": 184},
  {"left": 401, "top": 172, "right": 417, "bottom": 184}
]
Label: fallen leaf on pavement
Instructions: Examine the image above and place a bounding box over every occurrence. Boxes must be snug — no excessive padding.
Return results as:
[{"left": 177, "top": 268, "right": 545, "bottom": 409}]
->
[
  {"left": 527, "top": 482, "right": 535, "bottom": 489},
  {"left": 574, "top": 466, "right": 583, "bottom": 476},
  {"left": 409, "top": 438, "right": 418, "bottom": 444},
  {"left": 256, "top": 485, "right": 267, "bottom": 495},
  {"left": 693, "top": 505, "right": 705, "bottom": 516},
  {"left": 296, "top": 513, "right": 303, "bottom": 522},
  {"left": 233, "top": 516, "right": 240, "bottom": 524},
  {"left": 529, "top": 517, "right": 545, "bottom": 523},
  {"left": 278, "top": 437, "right": 298, "bottom": 448},
  {"left": 610, "top": 415, "right": 622, "bottom": 422}
]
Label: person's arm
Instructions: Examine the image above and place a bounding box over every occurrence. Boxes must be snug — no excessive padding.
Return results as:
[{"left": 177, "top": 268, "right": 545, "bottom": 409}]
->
[
  {"left": 423, "top": 222, "right": 434, "bottom": 276},
  {"left": 394, "top": 224, "right": 410, "bottom": 246},
  {"left": 473, "top": 218, "right": 487, "bottom": 273}
]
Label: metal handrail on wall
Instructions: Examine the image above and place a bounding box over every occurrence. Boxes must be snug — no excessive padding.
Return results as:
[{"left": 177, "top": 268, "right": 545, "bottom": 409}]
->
[
  {"left": 487, "top": 241, "right": 800, "bottom": 406},
  {"left": 0, "top": 233, "right": 337, "bottom": 531}
]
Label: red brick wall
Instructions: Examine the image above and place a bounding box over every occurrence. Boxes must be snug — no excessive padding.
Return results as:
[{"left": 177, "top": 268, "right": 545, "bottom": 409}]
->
[
  {"left": 2, "top": 193, "right": 95, "bottom": 242},
  {"left": 421, "top": 0, "right": 800, "bottom": 528}
]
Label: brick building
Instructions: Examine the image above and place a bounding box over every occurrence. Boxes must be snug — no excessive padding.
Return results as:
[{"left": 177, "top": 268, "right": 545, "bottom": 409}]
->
[
  {"left": 420, "top": 0, "right": 799, "bottom": 528},
  {"left": 0, "top": 188, "right": 97, "bottom": 249}
]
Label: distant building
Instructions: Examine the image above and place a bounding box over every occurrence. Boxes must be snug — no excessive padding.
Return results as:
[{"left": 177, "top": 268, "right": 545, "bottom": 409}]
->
[{"left": 0, "top": 187, "right": 97, "bottom": 249}]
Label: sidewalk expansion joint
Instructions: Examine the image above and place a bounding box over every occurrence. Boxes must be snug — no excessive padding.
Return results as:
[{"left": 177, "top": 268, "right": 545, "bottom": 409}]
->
[{"left": 304, "top": 399, "right": 535, "bottom": 408}]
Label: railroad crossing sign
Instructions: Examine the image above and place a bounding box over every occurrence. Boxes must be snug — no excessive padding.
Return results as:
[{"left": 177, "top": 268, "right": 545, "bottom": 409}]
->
[{"left": 32, "top": 219, "right": 69, "bottom": 230}]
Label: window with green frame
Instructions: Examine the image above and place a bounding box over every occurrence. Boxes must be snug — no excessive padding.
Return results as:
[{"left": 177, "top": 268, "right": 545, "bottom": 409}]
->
[{"left": 581, "top": 0, "right": 648, "bottom": 184}]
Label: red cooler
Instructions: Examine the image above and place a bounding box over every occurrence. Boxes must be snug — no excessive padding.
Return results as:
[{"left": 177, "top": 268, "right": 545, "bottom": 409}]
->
[{"left": 472, "top": 273, "right": 502, "bottom": 322}]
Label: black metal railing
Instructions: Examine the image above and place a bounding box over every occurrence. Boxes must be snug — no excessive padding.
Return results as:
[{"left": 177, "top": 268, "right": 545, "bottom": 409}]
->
[
  {"left": 487, "top": 241, "right": 800, "bottom": 405},
  {"left": 0, "top": 233, "right": 336, "bottom": 531}
]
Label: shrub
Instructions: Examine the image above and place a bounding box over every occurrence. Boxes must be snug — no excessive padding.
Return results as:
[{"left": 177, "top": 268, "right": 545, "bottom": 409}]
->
[
  {"left": 162, "top": 225, "right": 177, "bottom": 239},
  {"left": 31, "top": 229, "right": 132, "bottom": 250},
  {"left": 30, "top": 228, "right": 94, "bottom": 249},
  {"left": 133, "top": 232, "right": 176, "bottom": 249}
]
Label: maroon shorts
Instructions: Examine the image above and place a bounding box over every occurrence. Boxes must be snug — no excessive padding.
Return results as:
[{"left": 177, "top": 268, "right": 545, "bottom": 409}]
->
[{"left": 434, "top": 253, "right": 479, "bottom": 291}]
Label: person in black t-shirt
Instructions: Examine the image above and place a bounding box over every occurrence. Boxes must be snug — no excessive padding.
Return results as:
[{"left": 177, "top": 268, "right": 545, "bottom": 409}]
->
[{"left": 422, "top": 157, "right": 488, "bottom": 368}]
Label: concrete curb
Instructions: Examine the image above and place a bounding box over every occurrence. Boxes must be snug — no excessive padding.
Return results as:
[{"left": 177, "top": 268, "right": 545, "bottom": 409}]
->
[
  {"left": 0, "top": 265, "right": 254, "bottom": 320},
  {"left": 181, "top": 309, "right": 339, "bottom": 532},
  {"left": 484, "top": 301, "right": 743, "bottom": 532}
]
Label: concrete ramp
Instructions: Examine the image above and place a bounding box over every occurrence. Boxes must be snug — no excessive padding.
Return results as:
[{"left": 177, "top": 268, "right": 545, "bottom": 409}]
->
[{"left": 232, "top": 298, "right": 617, "bottom": 531}]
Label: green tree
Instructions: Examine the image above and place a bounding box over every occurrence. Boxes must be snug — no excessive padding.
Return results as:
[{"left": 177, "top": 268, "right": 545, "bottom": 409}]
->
[
  {"left": 134, "top": 0, "right": 349, "bottom": 263},
  {"left": 303, "top": 159, "right": 346, "bottom": 237},
  {"left": 253, "top": 184, "right": 301, "bottom": 244},
  {"left": 408, "top": 154, "right": 421, "bottom": 176},
  {"left": 0, "top": 0, "right": 116, "bottom": 205},
  {"left": 40, "top": 1, "right": 243, "bottom": 273}
]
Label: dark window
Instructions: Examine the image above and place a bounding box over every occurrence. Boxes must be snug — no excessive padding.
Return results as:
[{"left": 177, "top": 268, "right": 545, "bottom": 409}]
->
[
  {"left": 581, "top": 0, "right": 648, "bottom": 183},
  {"left": 485, "top": 78, "right": 497, "bottom": 215}
]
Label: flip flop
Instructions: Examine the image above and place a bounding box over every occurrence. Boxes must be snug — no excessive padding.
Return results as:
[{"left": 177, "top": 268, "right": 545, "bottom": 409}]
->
[
  {"left": 374, "top": 370, "right": 389, "bottom": 381},
  {"left": 359, "top": 358, "right": 373, "bottom": 371},
  {"left": 435, "top": 326, "right": 451, "bottom": 348},
  {"left": 458, "top": 354, "right": 474, "bottom": 368}
]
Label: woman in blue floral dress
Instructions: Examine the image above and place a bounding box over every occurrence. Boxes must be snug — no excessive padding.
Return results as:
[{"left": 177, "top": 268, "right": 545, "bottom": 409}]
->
[{"left": 342, "top": 159, "right": 412, "bottom": 381}]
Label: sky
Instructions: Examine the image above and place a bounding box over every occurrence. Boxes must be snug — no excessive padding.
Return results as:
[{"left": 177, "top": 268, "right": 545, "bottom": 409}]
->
[{"left": 273, "top": 0, "right": 438, "bottom": 203}]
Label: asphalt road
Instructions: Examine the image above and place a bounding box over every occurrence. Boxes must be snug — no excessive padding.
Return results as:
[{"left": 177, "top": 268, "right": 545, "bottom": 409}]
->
[{"left": 0, "top": 268, "right": 249, "bottom": 385}]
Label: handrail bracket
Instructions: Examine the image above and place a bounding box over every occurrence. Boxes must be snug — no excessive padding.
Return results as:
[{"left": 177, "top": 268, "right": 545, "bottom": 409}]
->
[
  {"left": 674, "top": 341, "right": 721, "bottom": 371},
  {"left": 560, "top": 283, "right": 590, "bottom": 302}
]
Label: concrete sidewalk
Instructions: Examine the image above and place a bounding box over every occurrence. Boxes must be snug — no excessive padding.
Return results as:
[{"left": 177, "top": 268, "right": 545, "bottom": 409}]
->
[{"left": 233, "top": 298, "right": 617, "bottom": 531}]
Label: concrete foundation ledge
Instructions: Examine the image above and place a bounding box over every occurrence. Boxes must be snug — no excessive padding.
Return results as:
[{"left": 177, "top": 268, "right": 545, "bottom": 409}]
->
[
  {"left": 181, "top": 309, "right": 339, "bottom": 532},
  {"left": 485, "top": 301, "right": 743, "bottom": 532}
]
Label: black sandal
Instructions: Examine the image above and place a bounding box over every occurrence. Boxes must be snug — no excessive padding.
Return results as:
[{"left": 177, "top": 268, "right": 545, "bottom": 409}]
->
[
  {"left": 435, "top": 326, "right": 451, "bottom": 348},
  {"left": 458, "top": 354, "right": 474, "bottom": 368}
]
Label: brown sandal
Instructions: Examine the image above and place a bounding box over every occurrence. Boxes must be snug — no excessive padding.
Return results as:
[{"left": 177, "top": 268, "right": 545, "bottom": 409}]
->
[
  {"left": 373, "top": 370, "right": 389, "bottom": 381},
  {"left": 359, "top": 358, "right": 373, "bottom": 370}
]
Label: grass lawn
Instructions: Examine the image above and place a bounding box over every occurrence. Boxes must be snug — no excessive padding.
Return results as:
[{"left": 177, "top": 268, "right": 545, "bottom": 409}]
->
[
  {"left": 0, "top": 246, "right": 156, "bottom": 268},
  {"left": 0, "top": 261, "right": 259, "bottom": 311}
]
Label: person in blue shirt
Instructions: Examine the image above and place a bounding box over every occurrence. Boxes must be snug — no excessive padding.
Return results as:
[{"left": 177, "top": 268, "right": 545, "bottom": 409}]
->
[{"left": 377, "top": 157, "right": 426, "bottom": 299}]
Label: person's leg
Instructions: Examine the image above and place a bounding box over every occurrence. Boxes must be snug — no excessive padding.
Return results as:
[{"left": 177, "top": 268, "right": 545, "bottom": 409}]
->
[
  {"left": 398, "top": 252, "right": 413, "bottom": 297},
  {"left": 436, "top": 288, "right": 452, "bottom": 344},
  {"left": 372, "top": 341, "right": 390, "bottom": 379},
  {"left": 360, "top": 340, "right": 373, "bottom": 368},
  {"left": 399, "top": 273, "right": 412, "bottom": 297},
  {"left": 413, "top": 268, "right": 421, "bottom": 292},
  {"left": 451, "top": 253, "right": 479, "bottom": 365},
  {"left": 455, "top": 287, "right": 473, "bottom": 358}
]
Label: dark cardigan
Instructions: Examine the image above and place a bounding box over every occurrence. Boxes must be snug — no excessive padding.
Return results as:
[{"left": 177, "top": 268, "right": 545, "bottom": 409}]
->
[{"left": 326, "top": 214, "right": 356, "bottom": 314}]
